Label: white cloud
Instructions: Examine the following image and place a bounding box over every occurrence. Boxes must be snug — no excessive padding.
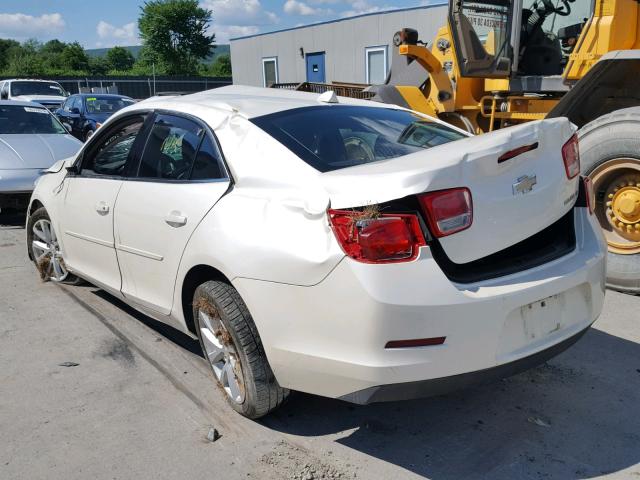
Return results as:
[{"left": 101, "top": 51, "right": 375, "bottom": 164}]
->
[
  {"left": 95, "top": 21, "right": 139, "bottom": 47},
  {"left": 200, "top": 0, "right": 277, "bottom": 26},
  {"left": 283, "top": 0, "right": 326, "bottom": 16},
  {"left": 215, "top": 25, "right": 260, "bottom": 43},
  {"left": 0, "top": 13, "right": 65, "bottom": 39},
  {"left": 340, "top": 1, "right": 392, "bottom": 17}
]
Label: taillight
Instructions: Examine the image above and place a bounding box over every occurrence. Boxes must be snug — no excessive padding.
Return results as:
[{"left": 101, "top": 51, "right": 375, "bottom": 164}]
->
[
  {"left": 418, "top": 188, "right": 473, "bottom": 237},
  {"left": 562, "top": 134, "right": 580, "bottom": 179},
  {"left": 328, "top": 210, "right": 426, "bottom": 263}
]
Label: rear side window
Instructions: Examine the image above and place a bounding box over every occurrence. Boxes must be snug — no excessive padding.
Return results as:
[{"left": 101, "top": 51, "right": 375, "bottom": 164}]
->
[
  {"left": 191, "top": 136, "right": 225, "bottom": 180},
  {"left": 251, "top": 106, "right": 466, "bottom": 172},
  {"left": 138, "top": 114, "right": 203, "bottom": 180}
]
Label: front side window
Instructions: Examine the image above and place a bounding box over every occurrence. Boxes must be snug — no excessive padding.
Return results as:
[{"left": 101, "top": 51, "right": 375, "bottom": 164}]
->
[
  {"left": 0, "top": 105, "right": 67, "bottom": 134},
  {"left": 138, "top": 114, "right": 204, "bottom": 180},
  {"left": 252, "top": 106, "right": 466, "bottom": 172},
  {"left": 82, "top": 115, "right": 146, "bottom": 176},
  {"left": 10, "top": 81, "right": 67, "bottom": 97},
  {"left": 262, "top": 57, "right": 278, "bottom": 87},
  {"left": 366, "top": 46, "right": 388, "bottom": 85}
]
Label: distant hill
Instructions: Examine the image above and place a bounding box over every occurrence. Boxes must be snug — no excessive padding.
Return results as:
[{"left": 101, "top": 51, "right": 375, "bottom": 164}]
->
[{"left": 85, "top": 44, "right": 230, "bottom": 64}]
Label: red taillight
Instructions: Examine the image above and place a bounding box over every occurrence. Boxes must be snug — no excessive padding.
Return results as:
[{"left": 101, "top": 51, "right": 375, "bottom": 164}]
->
[
  {"left": 583, "top": 176, "right": 594, "bottom": 214},
  {"left": 562, "top": 134, "right": 580, "bottom": 179},
  {"left": 418, "top": 188, "right": 473, "bottom": 238},
  {"left": 328, "top": 210, "right": 426, "bottom": 263}
]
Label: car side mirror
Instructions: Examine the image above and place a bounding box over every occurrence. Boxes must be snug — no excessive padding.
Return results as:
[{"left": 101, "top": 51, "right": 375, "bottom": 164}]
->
[
  {"left": 71, "top": 107, "right": 80, "bottom": 114},
  {"left": 66, "top": 164, "right": 80, "bottom": 175}
]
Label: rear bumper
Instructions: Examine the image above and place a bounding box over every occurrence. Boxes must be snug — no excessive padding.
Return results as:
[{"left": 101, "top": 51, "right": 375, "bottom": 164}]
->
[
  {"left": 234, "top": 208, "right": 606, "bottom": 401},
  {"left": 340, "top": 325, "right": 590, "bottom": 404}
]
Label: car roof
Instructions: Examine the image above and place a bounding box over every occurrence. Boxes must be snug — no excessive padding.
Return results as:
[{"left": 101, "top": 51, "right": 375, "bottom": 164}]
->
[
  {"left": 3, "top": 78, "right": 62, "bottom": 83},
  {"left": 0, "top": 100, "right": 53, "bottom": 108},
  {"left": 135, "top": 85, "right": 390, "bottom": 119}
]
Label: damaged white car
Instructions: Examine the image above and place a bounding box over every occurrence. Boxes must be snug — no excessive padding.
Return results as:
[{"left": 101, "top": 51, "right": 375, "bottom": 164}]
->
[{"left": 26, "top": 85, "right": 606, "bottom": 418}]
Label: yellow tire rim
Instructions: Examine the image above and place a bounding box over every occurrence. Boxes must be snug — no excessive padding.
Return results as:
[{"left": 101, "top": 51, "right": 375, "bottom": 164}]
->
[{"left": 590, "top": 158, "right": 640, "bottom": 255}]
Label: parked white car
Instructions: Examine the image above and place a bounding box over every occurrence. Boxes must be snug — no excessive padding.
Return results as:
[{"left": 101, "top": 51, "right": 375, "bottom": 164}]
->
[
  {"left": 0, "top": 79, "right": 69, "bottom": 112},
  {"left": 26, "top": 85, "right": 606, "bottom": 418}
]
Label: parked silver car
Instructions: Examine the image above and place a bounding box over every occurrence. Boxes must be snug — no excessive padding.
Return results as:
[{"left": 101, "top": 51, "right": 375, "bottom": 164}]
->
[{"left": 0, "top": 101, "right": 81, "bottom": 212}]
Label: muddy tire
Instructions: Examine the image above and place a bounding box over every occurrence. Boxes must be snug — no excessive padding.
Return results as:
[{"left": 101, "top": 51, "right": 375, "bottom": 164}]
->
[
  {"left": 579, "top": 107, "right": 640, "bottom": 294},
  {"left": 193, "top": 280, "right": 289, "bottom": 418},
  {"left": 27, "top": 207, "right": 83, "bottom": 285}
]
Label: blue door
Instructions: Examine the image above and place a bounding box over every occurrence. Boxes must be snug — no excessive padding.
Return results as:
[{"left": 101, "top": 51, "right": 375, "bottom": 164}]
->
[{"left": 306, "top": 52, "right": 326, "bottom": 83}]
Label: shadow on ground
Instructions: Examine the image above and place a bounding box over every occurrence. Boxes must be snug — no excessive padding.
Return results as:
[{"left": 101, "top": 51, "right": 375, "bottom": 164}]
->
[
  {"left": 91, "top": 289, "right": 203, "bottom": 357},
  {"left": 263, "top": 328, "right": 640, "bottom": 479}
]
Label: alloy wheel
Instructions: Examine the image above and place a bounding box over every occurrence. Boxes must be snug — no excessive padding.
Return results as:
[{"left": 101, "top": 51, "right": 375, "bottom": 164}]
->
[
  {"left": 198, "top": 309, "right": 246, "bottom": 404},
  {"left": 31, "top": 219, "right": 68, "bottom": 282}
]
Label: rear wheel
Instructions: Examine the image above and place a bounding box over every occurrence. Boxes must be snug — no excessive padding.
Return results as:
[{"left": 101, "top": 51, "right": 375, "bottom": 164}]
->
[
  {"left": 193, "top": 280, "right": 289, "bottom": 418},
  {"left": 27, "top": 207, "right": 81, "bottom": 284},
  {"left": 579, "top": 108, "right": 640, "bottom": 294}
]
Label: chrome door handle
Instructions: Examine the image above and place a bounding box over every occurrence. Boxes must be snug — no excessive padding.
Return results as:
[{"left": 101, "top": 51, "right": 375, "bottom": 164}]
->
[
  {"left": 95, "top": 201, "right": 110, "bottom": 215},
  {"left": 165, "top": 211, "right": 187, "bottom": 228}
]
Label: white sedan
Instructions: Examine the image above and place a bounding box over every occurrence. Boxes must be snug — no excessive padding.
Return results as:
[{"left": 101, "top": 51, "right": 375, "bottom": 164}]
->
[{"left": 26, "top": 86, "right": 606, "bottom": 418}]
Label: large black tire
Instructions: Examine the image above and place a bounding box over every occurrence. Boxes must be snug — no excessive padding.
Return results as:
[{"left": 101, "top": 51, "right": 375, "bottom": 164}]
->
[
  {"left": 193, "top": 280, "right": 289, "bottom": 418},
  {"left": 579, "top": 107, "right": 640, "bottom": 294},
  {"left": 26, "top": 207, "right": 83, "bottom": 285}
]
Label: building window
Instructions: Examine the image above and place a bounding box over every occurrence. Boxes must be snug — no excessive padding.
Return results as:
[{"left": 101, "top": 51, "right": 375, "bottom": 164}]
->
[
  {"left": 365, "top": 46, "right": 388, "bottom": 85},
  {"left": 262, "top": 57, "right": 279, "bottom": 87}
]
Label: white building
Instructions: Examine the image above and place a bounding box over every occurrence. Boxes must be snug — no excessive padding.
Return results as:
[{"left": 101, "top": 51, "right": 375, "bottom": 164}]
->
[{"left": 230, "top": 3, "right": 448, "bottom": 87}]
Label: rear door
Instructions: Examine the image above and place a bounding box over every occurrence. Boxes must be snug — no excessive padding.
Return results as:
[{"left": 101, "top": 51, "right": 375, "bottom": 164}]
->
[
  {"left": 114, "top": 112, "right": 231, "bottom": 315},
  {"left": 60, "top": 112, "right": 149, "bottom": 291}
]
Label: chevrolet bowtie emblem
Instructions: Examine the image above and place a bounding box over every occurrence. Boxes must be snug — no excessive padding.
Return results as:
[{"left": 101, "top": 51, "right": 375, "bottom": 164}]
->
[{"left": 513, "top": 174, "right": 537, "bottom": 195}]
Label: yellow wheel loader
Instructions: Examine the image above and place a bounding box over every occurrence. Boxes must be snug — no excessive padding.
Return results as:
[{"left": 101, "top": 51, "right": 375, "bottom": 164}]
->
[{"left": 371, "top": 0, "right": 640, "bottom": 293}]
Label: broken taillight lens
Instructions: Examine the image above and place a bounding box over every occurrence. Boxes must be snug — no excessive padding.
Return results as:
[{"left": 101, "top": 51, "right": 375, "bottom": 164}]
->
[
  {"left": 562, "top": 134, "right": 580, "bottom": 179},
  {"left": 328, "top": 210, "right": 426, "bottom": 263},
  {"left": 418, "top": 187, "right": 473, "bottom": 238}
]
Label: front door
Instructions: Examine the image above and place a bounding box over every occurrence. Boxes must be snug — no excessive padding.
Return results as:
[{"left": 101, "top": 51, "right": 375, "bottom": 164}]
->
[
  {"left": 114, "top": 113, "right": 230, "bottom": 315},
  {"left": 306, "top": 52, "right": 326, "bottom": 83},
  {"left": 59, "top": 113, "right": 149, "bottom": 292}
]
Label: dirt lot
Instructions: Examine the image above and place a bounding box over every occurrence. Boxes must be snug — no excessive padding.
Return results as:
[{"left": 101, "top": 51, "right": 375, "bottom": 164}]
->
[{"left": 1, "top": 212, "right": 639, "bottom": 480}]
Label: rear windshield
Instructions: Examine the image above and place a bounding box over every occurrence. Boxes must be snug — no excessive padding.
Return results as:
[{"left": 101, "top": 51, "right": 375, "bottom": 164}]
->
[
  {"left": 10, "top": 81, "right": 67, "bottom": 97},
  {"left": 251, "top": 105, "right": 466, "bottom": 172},
  {"left": 0, "top": 105, "right": 67, "bottom": 134},
  {"left": 85, "top": 96, "right": 134, "bottom": 114}
]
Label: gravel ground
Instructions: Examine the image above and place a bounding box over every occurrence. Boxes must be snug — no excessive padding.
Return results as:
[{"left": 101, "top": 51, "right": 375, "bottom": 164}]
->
[{"left": 1, "top": 212, "right": 639, "bottom": 480}]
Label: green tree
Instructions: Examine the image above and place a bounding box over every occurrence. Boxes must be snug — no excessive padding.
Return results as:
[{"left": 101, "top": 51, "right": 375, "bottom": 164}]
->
[
  {"left": 60, "top": 42, "right": 90, "bottom": 72},
  {"left": 0, "top": 39, "right": 20, "bottom": 71},
  {"left": 106, "top": 46, "right": 135, "bottom": 71},
  {"left": 4, "top": 39, "right": 43, "bottom": 76},
  {"left": 209, "top": 54, "right": 231, "bottom": 77},
  {"left": 138, "top": 0, "right": 215, "bottom": 75},
  {"left": 89, "top": 56, "right": 110, "bottom": 76}
]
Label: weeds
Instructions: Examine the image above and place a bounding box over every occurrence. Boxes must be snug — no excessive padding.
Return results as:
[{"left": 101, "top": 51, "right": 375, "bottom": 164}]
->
[{"left": 36, "top": 255, "right": 51, "bottom": 282}]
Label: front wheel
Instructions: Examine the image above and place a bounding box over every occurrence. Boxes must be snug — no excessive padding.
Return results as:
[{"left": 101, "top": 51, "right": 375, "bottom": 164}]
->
[
  {"left": 84, "top": 129, "right": 94, "bottom": 142},
  {"left": 27, "top": 207, "right": 81, "bottom": 284},
  {"left": 579, "top": 108, "right": 640, "bottom": 294},
  {"left": 193, "top": 280, "right": 289, "bottom": 418}
]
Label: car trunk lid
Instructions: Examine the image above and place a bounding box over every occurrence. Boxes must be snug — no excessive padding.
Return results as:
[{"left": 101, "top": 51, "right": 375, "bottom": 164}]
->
[{"left": 321, "top": 118, "right": 579, "bottom": 264}]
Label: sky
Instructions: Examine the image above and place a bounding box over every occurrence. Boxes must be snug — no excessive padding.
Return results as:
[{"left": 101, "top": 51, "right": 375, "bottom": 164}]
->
[{"left": 0, "top": 0, "right": 439, "bottom": 48}]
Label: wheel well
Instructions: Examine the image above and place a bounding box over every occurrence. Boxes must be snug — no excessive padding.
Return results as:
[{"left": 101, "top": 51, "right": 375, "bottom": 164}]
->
[
  {"left": 181, "top": 264, "right": 230, "bottom": 334},
  {"left": 29, "top": 200, "right": 44, "bottom": 217}
]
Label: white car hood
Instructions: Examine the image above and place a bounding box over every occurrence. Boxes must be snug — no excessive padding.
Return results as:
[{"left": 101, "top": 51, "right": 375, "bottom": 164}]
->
[
  {"left": 13, "top": 95, "right": 66, "bottom": 103},
  {"left": 320, "top": 118, "right": 579, "bottom": 264},
  {"left": 0, "top": 134, "right": 82, "bottom": 169}
]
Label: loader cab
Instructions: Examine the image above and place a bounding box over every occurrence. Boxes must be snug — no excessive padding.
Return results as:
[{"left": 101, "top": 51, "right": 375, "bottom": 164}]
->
[{"left": 449, "top": 0, "right": 594, "bottom": 87}]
